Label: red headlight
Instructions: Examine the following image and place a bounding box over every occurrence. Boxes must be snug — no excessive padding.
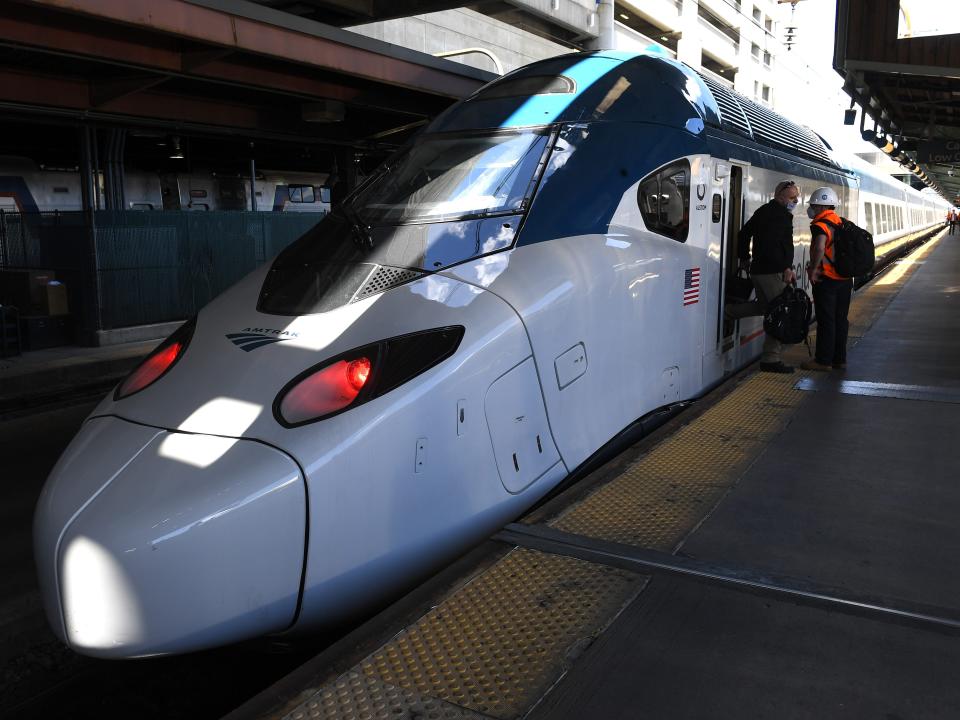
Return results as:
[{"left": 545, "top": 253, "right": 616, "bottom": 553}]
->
[
  {"left": 115, "top": 318, "right": 196, "bottom": 400},
  {"left": 274, "top": 326, "right": 464, "bottom": 427},
  {"left": 279, "top": 356, "right": 372, "bottom": 425}
]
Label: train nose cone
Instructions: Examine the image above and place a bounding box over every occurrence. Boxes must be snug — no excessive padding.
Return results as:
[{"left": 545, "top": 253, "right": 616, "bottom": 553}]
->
[{"left": 34, "top": 416, "right": 306, "bottom": 658}]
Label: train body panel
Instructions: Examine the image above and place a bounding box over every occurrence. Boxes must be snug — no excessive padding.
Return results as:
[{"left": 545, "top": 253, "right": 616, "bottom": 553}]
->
[
  {"left": 33, "top": 50, "right": 951, "bottom": 658},
  {"left": 34, "top": 416, "right": 306, "bottom": 658},
  {"left": 71, "top": 257, "right": 565, "bottom": 644}
]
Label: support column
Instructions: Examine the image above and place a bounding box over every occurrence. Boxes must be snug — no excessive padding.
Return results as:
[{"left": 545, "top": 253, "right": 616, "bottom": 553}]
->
[
  {"left": 79, "top": 125, "right": 102, "bottom": 344},
  {"left": 676, "top": 0, "right": 702, "bottom": 68},
  {"left": 249, "top": 144, "right": 257, "bottom": 212}
]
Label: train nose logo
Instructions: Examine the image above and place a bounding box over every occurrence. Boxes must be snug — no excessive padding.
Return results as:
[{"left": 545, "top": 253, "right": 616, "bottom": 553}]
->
[{"left": 225, "top": 329, "right": 297, "bottom": 352}]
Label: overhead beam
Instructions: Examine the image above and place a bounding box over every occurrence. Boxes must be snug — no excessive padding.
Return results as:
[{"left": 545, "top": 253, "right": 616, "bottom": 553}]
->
[
  {"left": 0, "top": 67, "right": 424, "bottom": 147},
  {"left": 90, "top": 74, "right": 170, "bottom": 107},
  {"left": 12, "top": 0, "right": 488, "bottom": 98},
  {"left": 0, "top": 2, "right": 453, "bottom": 117}
]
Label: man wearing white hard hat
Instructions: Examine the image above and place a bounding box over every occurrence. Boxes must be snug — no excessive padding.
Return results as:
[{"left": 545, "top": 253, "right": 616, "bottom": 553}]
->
[{"left": 803, "top": 186, "right": 852, "bottom": 371}]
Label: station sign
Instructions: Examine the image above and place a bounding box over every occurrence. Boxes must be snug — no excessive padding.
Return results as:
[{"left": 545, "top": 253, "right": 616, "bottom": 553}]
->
[{"left": 917, "top": 139, "right": 960, "bottom": 164}]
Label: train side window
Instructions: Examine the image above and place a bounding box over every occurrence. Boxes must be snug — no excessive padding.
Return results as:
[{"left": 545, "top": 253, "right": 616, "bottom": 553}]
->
[
  {"left": 712, "top": 193, "right": 722, "bottom": 223},
  {"left": 288, "top": 184, "right": 315, "bottom": 203},
  {"left": 865, "top": 202, "right": 874, "bottom": 234},
  {"left": 319, "top": 187, "right": 331, "bottom": 204},
  {"left": 637, "top": 160, "right": 690, "bottom": 242}
]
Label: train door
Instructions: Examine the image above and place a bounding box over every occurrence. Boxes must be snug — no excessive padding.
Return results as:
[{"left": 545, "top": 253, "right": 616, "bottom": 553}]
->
[
  {"left": 721, "top": 165, "right": 745, "bottom": 351},
  {"left": 702, "top": 161, "right": 744, "bottom": 383},
  {"left": 159, "top": 174, "right": 181, "bottom": 210}
]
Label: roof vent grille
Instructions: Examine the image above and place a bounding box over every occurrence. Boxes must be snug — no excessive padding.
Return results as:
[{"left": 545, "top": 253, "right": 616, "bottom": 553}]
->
[{"left": 695, "top": 71, "right": 832, "bottom": 165}]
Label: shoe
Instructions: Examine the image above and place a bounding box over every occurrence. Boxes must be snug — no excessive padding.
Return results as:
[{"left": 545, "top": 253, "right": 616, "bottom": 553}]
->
[
  {"left": 832, "top": 362, "right": 847, "bottom": 370},
  {"left": 758, "top": 361, "right": 794, "bottom": 374},
  {"left": 801, "top": 360, "right": 832, "bottom": 371}
]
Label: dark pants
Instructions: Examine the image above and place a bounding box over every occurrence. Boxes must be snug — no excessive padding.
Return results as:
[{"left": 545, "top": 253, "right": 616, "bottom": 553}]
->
[{"left": 813, "top": 277, "right": 853, "bottom": 365}]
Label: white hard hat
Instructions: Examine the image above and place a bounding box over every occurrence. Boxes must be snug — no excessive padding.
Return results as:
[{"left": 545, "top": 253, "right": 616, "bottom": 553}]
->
[{"left": 808, "top": 186, "right": 839, "bottom": 207}]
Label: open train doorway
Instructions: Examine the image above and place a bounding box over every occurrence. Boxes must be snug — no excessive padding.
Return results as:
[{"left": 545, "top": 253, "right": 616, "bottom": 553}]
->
[{"left": 721, "top": 164, "right": 744, "bottom": 350}]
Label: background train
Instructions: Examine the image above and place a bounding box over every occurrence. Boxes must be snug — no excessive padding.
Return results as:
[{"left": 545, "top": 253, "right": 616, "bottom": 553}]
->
[
  {"left": 0, "top": 155, "right": 331, "bottom": 214},
  {"left": 34, "top": 50, "right": 950, "bottom": 659}
]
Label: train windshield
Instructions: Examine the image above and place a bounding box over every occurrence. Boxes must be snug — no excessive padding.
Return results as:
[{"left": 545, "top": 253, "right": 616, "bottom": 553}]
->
[
  {"left": 259, "top": 129, "right": 554, "bottom": 315},
  {"left": 350, "top": 129, "right": 551, "bottom": 224}
]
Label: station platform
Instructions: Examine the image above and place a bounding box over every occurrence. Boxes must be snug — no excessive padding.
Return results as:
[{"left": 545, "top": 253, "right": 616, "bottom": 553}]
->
[
  {"left": 0, "top": 338, "right": 156, "bottom": 415},
  {"left": 224, "top": 226, "right": 959, "bottom": 720}
]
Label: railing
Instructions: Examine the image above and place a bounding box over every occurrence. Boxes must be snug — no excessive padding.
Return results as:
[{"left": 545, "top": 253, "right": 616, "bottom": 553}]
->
[
  {"left": 697, "top": 15, "right": 740, "bottom": 55},
  {"left": 613, "top": 22, "right": 677, "bottom": 58},
  {"left": 699, "top": 64, "right": 735, "bottom": 89}
]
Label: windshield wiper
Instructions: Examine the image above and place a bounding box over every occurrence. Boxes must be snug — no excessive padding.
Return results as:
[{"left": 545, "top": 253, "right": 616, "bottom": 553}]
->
[{"left": 340, "top": 202, "right": 374, "bottom": 250}]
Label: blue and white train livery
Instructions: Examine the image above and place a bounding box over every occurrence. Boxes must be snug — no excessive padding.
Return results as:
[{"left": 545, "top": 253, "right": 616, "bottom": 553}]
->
[{"left": 34, "top": 51, "right": 949, "bottom": 658}]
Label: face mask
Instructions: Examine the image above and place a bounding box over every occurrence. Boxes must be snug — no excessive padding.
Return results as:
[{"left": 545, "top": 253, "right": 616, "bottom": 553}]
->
[
  {"left": 786, "top": 201, "right": 798, "bottom": 212},
  {"left": 807, "top": 206, "right": 819, "bottom": 219}
]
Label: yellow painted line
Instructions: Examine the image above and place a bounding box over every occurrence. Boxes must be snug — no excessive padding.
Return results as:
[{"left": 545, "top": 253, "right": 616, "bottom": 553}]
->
[{"left": 875, "top": 231, "right": 945, "bottom": 286}]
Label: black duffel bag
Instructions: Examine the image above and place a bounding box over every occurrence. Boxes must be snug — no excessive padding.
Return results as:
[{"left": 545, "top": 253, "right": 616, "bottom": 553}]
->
[
  {"left": 727, "top": 268, "right": 754, "bottom": 303},
  {"left": 763, "top": 283, "right": 812, "bottom": 345}
]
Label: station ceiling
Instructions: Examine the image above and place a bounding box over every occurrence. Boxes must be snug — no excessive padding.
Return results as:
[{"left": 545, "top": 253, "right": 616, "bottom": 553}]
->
[
  {"left": 0, "top": 0, "right": 495, "bottom": 150},
  {"left": 248, "top": 0, "right": 481, "bottom": 26},
  {"left": 834, "top": 0, "right": 960, "bottom": 202}
]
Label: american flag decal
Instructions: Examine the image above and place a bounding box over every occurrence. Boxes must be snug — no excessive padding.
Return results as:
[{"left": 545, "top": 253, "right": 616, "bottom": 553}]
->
[{"left": 683, "top": 267, "right": 700, "bottom": 306}]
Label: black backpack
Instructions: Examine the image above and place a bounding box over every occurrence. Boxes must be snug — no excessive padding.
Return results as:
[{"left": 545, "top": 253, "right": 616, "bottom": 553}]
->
[
  {"left": 826, "top": 218, "right": 875, "bottom": 277},
  {"left": 764, "top": 284, "right": 812, "bottom": 345}
]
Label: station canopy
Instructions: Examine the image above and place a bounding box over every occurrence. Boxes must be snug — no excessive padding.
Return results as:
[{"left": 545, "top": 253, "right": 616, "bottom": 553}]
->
[
  {"left": 0, "top": 0, "right": 495, "bottom": 147},
  {"left": 835, "top": 0, "right": 960, "bottom": 203}
]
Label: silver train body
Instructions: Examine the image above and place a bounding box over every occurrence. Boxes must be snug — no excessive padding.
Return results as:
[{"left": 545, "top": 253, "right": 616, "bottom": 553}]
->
[{"left": 34, "top": 51, "right": 949, "bottom": 658}]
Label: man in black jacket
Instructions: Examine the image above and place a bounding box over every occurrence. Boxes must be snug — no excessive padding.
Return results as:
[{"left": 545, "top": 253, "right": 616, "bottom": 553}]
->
[{"left": 726, "top": 180, "right": 799, "bottom": 373}]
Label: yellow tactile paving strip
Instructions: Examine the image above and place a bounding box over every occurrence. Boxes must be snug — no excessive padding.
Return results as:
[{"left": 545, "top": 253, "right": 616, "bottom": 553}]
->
[
  {"left": 275, "top": 232, "right": 943, "bottom": 720},
  {"left": 549, "top": 371, "right": 810, "bottom": 548},
  {"left": 282, "top": 549, "right": 642, "bottom": 720},
  {"left": 358, "top": 550, "right": 641, "bottom": 718},
  {"left": 285, "top": 671, "right": 491, "bottom": 720}
]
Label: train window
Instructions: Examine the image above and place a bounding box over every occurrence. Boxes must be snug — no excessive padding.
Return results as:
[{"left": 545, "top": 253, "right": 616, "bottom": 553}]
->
[
  {"left": 52, "top": 187, "right": 69, "bottom": 194},
  {"left": 637, "top": 160, "right": 690, "bottom": 242},
  {"left": 479, "top": 75, "right": 575, "bottom": 100},
  {"left": 319, "top": 187, "right": 331, "bottom": 204},
  {"left": 289, "top": 184, "right": 315, "bottom": 203},
  {"left": 865, "top": 203, "right": 874, "bottom": 234},
  {"left": 712, "top": 193, "right": 722, "bottom": 223}
]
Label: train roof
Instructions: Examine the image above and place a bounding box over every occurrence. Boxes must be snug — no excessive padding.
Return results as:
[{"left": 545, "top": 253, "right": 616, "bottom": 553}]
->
[{"left": 428, "top": 51, "right": 835, "bottom": 168}]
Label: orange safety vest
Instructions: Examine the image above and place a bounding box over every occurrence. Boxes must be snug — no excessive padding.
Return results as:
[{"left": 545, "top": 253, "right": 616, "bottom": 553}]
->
[{"left": 811, "top": 209, "right": 844, "bottom": 280}]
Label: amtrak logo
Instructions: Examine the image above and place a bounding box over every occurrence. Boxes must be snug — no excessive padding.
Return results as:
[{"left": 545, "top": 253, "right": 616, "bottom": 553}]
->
[{"left": 226, "top": 327, "right": 299, "bottom": 352}]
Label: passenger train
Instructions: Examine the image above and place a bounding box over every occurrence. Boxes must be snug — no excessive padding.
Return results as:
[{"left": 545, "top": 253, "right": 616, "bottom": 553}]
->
[
  {"left": 34, "top": 51, "right": 949, "bottom": 658},
  {"left": 0, "top": 155, "right": 330, "bottom": 213}
]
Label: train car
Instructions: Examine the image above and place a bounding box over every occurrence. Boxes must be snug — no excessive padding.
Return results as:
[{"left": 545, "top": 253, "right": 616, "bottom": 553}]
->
[
  {"left": 33, "top": 50, "right": 949, "bottom": 659},
  {"left": 0, "top": 156, "right": 329, "bottom": 214},
  {"left": 840, "top": 151, "right": 946, "bottom": 245}
]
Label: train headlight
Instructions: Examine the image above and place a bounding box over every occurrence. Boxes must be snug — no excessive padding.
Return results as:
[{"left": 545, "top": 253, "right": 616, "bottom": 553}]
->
[
  {"left": 274, "top": 326, "right": 464, "bottom": 427},
  {"left": 115, "top": 318, "right": 196, "bottom": 400}
]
